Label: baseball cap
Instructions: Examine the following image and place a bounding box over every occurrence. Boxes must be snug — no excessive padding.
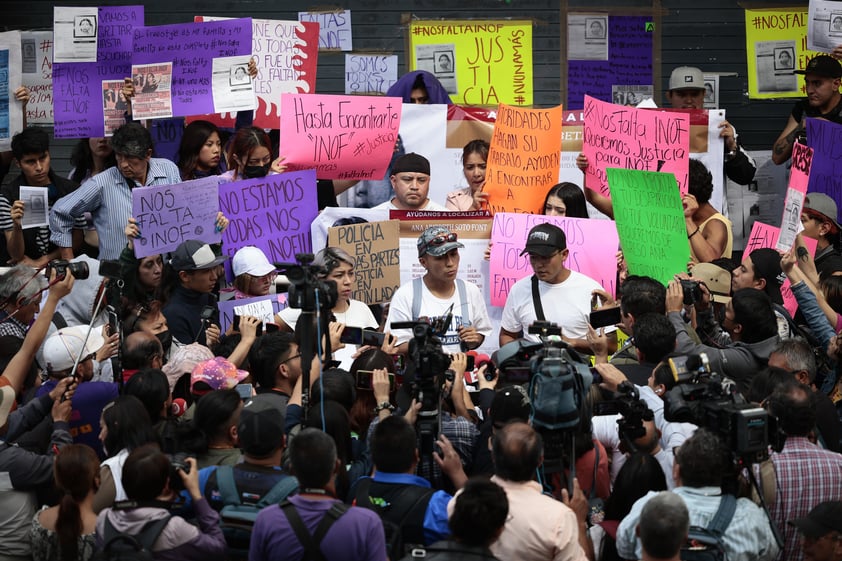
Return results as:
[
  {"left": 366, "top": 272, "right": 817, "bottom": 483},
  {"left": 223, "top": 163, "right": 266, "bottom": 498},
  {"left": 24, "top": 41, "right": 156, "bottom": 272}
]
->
[
  {"left": 520, "top": 223, "right": 567, "bottom": 257},
  {"left": 691, "top": 263, "right": 732, "bottom": 304},
  {"left": 668, "top": 66, "right": 705, "bottom": 91},
  {"left": 169, "top": 240, "right": 228, "bottom": 271},
  {"left": 788, "top": 501, "right": 842, "bottom": 538},
  {"left": 795, "top": 55, "right": 842, "bottom": 78},
  {"left": 43, "top": 325, "right": 106, "bottom": 373},
  {"left": 748, "top": 248, "right": 785, "bottom": 305},
  {"left": 490, "top": 385, "right": 532, "bottom": 428},
  {"left": 238, "top": 394, "right": 286, "bottom": 457},
  {"left": 417, "top": 225, "right": 464, "bottom": 257},
  {"left": 190, "top": 356, "right": 249, "bottom": 393},
  {"left": 232, "top": 246, "right": 276, "bottom": 277},
  {"left": 391, "top": 152, "right": 431, "bottom": 176},
  {"left": 162, "top": 343, "right": 214, "bottom": 391},
  {"left": 804, "top": 193, "right": 841, "bottom": 230}
]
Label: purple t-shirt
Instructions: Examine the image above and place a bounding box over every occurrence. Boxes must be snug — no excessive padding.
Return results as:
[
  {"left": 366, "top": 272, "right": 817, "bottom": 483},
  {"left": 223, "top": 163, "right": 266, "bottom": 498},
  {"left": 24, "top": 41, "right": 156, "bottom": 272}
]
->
[
  {"left": 249, "top": 495, "right": 387, "bottom": 561},
  {"left": 36, "top": 379, "right": 118, "bottom": 458}
]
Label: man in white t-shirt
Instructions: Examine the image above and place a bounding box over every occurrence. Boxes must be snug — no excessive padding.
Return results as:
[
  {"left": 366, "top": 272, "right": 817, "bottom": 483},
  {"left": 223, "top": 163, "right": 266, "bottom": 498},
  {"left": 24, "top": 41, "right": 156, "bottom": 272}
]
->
[
  {"left": 500, "top": 223, "right": 616, "bottom": 352},
  {"left": 386, "top": 225, "right": 492, "bottom": 354},
  {"left": 372, "top": 153, "right": 447, "bottom": 211}
]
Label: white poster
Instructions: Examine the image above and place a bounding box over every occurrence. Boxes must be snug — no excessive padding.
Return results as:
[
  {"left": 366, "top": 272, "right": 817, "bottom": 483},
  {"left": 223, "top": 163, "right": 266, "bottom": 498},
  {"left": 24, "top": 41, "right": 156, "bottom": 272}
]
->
[
  {"left": 345, "top": 54, "right": 397, "bottom": 95},
  {"left": 568, "top": 14, "right": 609, "bottom": 60},
  {"left": 19, "top": 186, "right": 49, "bottom": 229},
  {"left": 53, "top": 6, "right": 98, "bottom": 62},
  {"left": 211, "top": 55, "right": 256, "bottom": 114},
  {"left": 808, "top": 0, "right": 842, "bottom": 53},
  {"left": 21, "top": 31, "right": 53, "bottom": 124},
  {"left": 414, "top": 44, "right": 457, "bottom": 94},
  {"left": 0, "top": 31, "right": 23, "bottom": 152}
]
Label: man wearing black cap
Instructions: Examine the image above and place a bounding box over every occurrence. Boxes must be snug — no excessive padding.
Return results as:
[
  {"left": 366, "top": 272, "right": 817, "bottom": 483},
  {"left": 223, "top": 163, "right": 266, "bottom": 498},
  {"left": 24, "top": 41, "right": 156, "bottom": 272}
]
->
[
  {"left": 773, "top": 55, "right": 842, "bottom": 165},
  {"left": 801, "top": 193, "right": 842, "bottom": 278},
  {"left": 373, "top": 153, "right": 447, "bottom": 211},
  {"left": 162, "top": 239, "right": 227, "bottom": 347},
  {"left": 500, "top": 223, "right": 615, "bottom": 353},
  {"left": 790, "top": 501, "right": 842, "bottom": 561}
]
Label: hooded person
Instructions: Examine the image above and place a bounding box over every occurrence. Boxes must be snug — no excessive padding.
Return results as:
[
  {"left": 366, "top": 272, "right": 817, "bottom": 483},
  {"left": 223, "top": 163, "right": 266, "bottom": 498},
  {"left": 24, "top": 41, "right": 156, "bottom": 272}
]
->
[{"left": 386, "top": 71, "right": 453, "bottom": 104}]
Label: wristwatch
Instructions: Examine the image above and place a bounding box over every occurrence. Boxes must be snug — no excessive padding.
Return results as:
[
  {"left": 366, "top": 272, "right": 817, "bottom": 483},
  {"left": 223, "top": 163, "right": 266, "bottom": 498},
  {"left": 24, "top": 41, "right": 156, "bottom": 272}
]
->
[{"left": 374, "top": 401, "right": 395, "bottom": 414}]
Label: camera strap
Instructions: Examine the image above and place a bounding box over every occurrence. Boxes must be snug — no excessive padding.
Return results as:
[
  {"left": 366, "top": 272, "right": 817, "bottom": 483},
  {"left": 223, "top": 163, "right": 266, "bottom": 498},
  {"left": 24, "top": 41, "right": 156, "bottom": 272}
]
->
[
  {"left": 531, "top": 276, "right": 545, "bottom": 321},
  {"left": 411, "top": 277, "right": 469, "bottom": 326}
]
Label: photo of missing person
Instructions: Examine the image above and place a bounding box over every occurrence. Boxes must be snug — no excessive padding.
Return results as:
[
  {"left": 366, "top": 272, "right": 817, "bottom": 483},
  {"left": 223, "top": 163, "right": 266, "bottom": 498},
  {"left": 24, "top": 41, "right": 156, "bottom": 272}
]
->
[
  {"left": 704, "top": 81, "right": 715, "bottom": 103},
  {"left": 585, "top": 18, "right": 606, "bottom": 39},
  {"left": 230, "top": 64, "right": 251, "bottom": 86},
  {"left": 74, "top": 15, "right": 96, "bottom": 38},
  {"left": 434, "top": 51, "right": 453, "bottom": 74},
  {"left": 831, "top": 14, "right": 842, "bottom": 33},
  {"left": 774, "top": 47, "right": 794, "bottom": 71}
]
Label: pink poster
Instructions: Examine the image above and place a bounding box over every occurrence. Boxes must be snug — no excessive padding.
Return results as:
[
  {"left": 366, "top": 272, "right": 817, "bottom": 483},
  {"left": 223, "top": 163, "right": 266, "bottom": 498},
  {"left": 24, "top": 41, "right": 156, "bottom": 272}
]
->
[
  {"left": 489, "top": 213, "right": 619, "bottom": 307},
  {"left": 582, "top": 95, "right": 690, "bottom": 198},
  {"left": 776, "top": 142, "right": 812, "bottom": 251},
  {"left": 279, "top": 93, "right": 401, "bottom": 181}
]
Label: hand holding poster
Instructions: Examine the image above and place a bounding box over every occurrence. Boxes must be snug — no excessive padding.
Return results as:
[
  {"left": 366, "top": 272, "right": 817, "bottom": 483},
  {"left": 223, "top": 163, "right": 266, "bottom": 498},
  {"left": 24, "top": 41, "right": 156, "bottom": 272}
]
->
[
  {"left": 279, "top": 94, "right": 401, "bottom": 181},
  {"left": 218, "top": 170, "right": 319, "bottom": 270},
  {"left": 776, "top": 142, "right": 812, "bottom": 251},
  {"left": 583, "top": 95, "right": 690, "bottom": 197},
  {"left": 489, "top": 213, "right": 620, "bottom": 306},
  {"left": 131, "top": 175, "right": 221, "bottom": 258},
  {"left": 607, "top": 168, "right": 690, "bottom": 285},
  {"left": 328, "top": 220, "right": 401, "bottom": 304},
  {"left": 484, "top": 104, "right": 563, "bottom": 214},
  {"left": 217, "top": 294, "right": 288, "bottom": 334}
]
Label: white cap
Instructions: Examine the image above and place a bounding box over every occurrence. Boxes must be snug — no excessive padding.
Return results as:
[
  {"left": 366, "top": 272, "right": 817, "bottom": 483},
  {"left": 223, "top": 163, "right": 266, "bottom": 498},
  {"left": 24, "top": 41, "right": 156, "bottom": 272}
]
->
[
  {"left": 43, "top": 325, "right": 106, "bottom": 373},
  {"left": 232, "top": 246, "right": 275, "bottom": 277},
  {"left": 668, "top": 66, "right": 705, "bottom": 91}
]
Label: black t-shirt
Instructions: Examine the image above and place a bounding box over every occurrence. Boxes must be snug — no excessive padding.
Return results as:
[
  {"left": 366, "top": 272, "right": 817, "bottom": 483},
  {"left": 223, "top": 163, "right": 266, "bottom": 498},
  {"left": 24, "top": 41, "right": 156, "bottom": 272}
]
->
[
  {"left": 791, "top": 96, "right": 842, "bottom": 124},
  {"left": 317, "top": 179, "right": 337, "bottom": 210}
]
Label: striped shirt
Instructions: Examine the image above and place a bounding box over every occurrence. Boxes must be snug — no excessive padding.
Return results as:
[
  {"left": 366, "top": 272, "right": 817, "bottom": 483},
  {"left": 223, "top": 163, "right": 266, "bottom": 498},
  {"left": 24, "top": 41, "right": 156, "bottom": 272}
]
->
[{"left": 49, "top": 159, "right": 181, "bottom": 261}]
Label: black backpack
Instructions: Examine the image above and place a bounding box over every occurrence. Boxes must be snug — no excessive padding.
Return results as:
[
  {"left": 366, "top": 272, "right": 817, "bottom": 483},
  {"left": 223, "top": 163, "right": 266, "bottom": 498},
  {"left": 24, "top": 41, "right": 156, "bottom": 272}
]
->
[
  {"left": 95, "top": 514, "right": 171, "bottom": 561},
  {"left": 279, "top": 499, "right": 350, "bottom": 561},
  {"left": 680, "top": 494, "right": 736, "bottom": 561}
]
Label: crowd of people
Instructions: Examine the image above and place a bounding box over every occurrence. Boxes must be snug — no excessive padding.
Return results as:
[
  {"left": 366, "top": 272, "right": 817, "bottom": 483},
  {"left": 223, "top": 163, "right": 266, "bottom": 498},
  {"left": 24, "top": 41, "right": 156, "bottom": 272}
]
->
[{"left": 0, "top": 43, "right": 841, "bottom": 561}]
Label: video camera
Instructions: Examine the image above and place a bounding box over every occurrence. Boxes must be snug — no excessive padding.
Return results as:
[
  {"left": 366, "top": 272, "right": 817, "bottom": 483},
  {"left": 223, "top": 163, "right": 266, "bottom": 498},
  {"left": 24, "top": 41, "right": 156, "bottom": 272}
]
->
[
  {"left": 663, "top": 353, "right": 785, "bottom": 463},
  {"left": 594, "top": 381, "right": 655, "bottom": 453},
  {"left": 277, "top": 253, "right": 337, "bottom": 313}
]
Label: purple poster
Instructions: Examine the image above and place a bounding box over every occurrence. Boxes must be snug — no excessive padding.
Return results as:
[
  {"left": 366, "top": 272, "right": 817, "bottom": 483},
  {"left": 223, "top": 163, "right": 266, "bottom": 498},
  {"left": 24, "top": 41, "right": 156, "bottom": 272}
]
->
[
  {"left": 131, "top": 175, "right": 221, "bottom": 258},
  {"left": 53, "top": 5, "right": 144, "bottom": 138},
  {"left": 218, "top": 170, "right": 319, "bottom": 280},
  {"left": 568, "top": 61, "right": 610, "bottom": 110},
  {"left": 131, "top": 19, "right": 251, "bottom": 118},
  {"left": 806, "top": 118, "right": 842, "bottom": 222}
]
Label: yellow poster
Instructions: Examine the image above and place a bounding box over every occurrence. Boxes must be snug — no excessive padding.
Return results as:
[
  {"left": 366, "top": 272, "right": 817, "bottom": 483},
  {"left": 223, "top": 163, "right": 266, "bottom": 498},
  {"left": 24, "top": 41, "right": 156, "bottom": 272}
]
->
[
  {"left": 745, "top": 8, "right": 822, "bottom": 99},
  {"left": 408, "top": 20, "right": 533, "bottom": 106}
]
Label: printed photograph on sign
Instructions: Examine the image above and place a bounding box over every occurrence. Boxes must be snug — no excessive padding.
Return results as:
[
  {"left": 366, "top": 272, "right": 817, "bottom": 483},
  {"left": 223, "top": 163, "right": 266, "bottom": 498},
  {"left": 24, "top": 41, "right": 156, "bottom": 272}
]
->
[
  {"left": 53, "top": 7, "right": 98, "bottom": 62},
  {"left": 102, "top": 80, "right": 127, "bottom": 136},
  {"left": 774, "top": 46, "right": 795, "bottom": 70},
  {"left": 611, "top": 85, "right": 652, "bottom": 106},
  {"left": 568, "top": 14, "right": 609, "bottom": 61},
  {"left": 755, "top": 40, "right": 799, "bottom": 93},
  {"left": 74, "top": 15, "right": 97, "bottom": 38},
  {"left": 230, "top": 64, "right": 250, "bottom": 86},
  {"left": 131, "top": 63, "right": 173, "bottom": 120},
  {"left": 703, "top": 75, "right": 719, "bottom": 109},
  {"left": 415, "top": 43, "right": 457, "bottom": 94},
  {"left": 21, "top": 38, "right": 36, "bottom": 73},
  {"left": 832, "top": 13, "right": 842, "bottom": 33}
]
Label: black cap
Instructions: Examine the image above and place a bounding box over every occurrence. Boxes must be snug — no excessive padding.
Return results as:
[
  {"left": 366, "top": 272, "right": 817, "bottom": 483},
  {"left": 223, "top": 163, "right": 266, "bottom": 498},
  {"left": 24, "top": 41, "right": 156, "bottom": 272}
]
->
[
  {"left": 520, "top": 223, "right": 567, "bottom": 257},
  {"left": 794, "top": 55, "right": 842, "bottom": 78},
  {"left": 169, "top": 240, "right": 228, "bottom": 271},
  {"left": 490, "top": 386, "right": 532, "bottom": 428},
  {"left": 788, "top": 501, "right": 842, "bottom": 538},
  {"left": 238, "top": 395, "right": 286, "bottom": 457}
]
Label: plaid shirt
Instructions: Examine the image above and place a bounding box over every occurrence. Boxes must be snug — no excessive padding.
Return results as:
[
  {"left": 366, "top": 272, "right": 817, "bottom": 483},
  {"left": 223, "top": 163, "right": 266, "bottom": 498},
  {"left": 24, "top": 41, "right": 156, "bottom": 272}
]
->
[
  {"left": 0, "top": 311, "right": 27, "bottom": 339},
  {"left": 769, "top": 436, "right": 842, "bottom": 561}
]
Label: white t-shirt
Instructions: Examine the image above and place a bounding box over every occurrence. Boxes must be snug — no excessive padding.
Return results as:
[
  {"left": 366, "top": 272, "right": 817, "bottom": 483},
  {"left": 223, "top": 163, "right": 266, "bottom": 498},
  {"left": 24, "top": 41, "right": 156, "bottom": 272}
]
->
[
  {"left": 278, "top": 299, "right": 378, "bottom": 370},
  {"left": 386, "top": 277, "right": 493, "bottom": 354},
  {"left": 501, "top": 270, "right": 610, "bottom": 343},
  {"left": 372, "top": 198, "right": 448, "bottom": 211}
]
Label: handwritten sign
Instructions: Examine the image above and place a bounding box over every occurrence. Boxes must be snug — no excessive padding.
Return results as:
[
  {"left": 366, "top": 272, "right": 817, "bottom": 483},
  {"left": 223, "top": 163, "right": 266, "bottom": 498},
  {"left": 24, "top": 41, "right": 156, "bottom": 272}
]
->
[
  {"left": 489, "top": 213, "right": 619, "bottom": 306},
  {"left": 218, "top": 170, "right": 319, "bottom": 274},
  {"left": 299, "top": 10, "right": 352, "bottom": 51},
  {"left": 131, "top": 175, "right": 220, "bottom": 258},
  {"left": 776, "top": 142, "right": 812, "bottom": 251},
  {"left": 345, "top": 54, "right": 397, "bottom": 95},
  {"left": 195, "top": 16, "right": 319, "bottom": 129},
  {"left": 328, "top": 220, "right": 400, "bottom": 304},
  {"left": 131, "top": 18, "right": 251, "bottom": 118},
  {"left": 806, "top": 118, "right": 842, "bottom": 221},
  {"left": 607, "top": 168, "right": 690, "bottom": 285},
  {"left": 21, "top": 31, "right": 54, "bottom": 124},
  {"left": 53, "top": 5, "right": 143, "bottom": 138},
  {"left": 583, "top": 95, "right": 690, "bottom": 198},
  {"left": 217, "top": 294, "right": 288, "bottom": 334},
  {"left": 408, "top": 20, "right": 533, "bottom": 106},
  {"left": 279, "top": 93, "right": 401, "bottom": 181},
  {"left": 484, "top": 104, "right": 563, "bottom": 214}
]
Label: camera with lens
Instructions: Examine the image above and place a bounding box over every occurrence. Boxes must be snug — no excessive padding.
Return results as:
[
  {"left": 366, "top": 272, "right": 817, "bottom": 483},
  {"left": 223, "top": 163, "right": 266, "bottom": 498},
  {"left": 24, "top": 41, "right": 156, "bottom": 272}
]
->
[
  {"left": 45, "top": 259, "right": 90, "bottom": 280},
  {"left": 680, "top": 279, "right": 703, "bottom": 306},
  {"left": 277, "top": 253, "right": 338, "bottom": 313},
  {"left": 166, "top": 452, "right": 191, "bottom": 491},
  {"left": 594, "top": 381, "right": 655, "bottom": 451}
]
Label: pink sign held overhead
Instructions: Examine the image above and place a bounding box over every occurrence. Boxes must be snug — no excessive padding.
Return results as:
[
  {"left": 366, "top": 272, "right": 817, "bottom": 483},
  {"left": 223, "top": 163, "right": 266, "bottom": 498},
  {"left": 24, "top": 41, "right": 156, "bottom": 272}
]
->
[
  {"left": 279, "top": 93, "right": 401, "bottom": 181},
  {"left": 489, "top": 213, "right": 619, "bottom": 307},
  {"left": 582, "top": 95, "right": 690, "bottom": 197},
  {"left": 776, "top": 142, "right": 812, "bottom": 252}
]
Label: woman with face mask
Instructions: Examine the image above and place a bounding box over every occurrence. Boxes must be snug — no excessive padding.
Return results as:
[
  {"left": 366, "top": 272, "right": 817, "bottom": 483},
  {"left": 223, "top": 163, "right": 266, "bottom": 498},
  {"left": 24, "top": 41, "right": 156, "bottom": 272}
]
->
[{"left": 219, "top": 126, "right": 286, "bottom": 182}]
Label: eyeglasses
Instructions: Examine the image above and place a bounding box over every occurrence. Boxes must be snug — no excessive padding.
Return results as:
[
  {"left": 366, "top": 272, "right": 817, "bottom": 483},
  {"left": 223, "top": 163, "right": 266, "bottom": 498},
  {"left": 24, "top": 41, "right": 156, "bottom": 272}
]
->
[
  {"left": 280, "top": 353, "right": 301, "bottom": 365},
  {"left": 422, "top": 233, "right": 457, "bottom": 251}
]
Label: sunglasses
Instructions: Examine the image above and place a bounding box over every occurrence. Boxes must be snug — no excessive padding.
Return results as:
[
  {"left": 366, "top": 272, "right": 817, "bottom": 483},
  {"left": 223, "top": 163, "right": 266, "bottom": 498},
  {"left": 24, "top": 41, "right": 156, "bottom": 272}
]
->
[{"left": 423, "top": 233, "right": 457, "bottom": 251}]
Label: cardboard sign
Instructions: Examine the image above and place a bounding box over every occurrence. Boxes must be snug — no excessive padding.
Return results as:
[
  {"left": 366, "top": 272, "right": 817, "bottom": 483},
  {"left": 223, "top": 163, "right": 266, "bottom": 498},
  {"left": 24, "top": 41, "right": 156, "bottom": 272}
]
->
[{"left": 328, "top": 220, "right": 401, "bottom": 304}]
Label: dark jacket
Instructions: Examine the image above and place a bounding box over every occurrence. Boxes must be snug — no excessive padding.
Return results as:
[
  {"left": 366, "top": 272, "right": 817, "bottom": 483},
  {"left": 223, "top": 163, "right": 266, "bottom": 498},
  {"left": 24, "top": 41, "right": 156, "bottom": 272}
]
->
[{"left": 162, "top": 284, "right": 216, "bottom": 346}]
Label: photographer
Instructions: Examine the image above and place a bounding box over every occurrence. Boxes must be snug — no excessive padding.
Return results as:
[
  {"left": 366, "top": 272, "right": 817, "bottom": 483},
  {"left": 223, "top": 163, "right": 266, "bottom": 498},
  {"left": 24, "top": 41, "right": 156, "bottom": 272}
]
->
[{"left": 667, "top": 280, "right": 780, "bottom": 392}]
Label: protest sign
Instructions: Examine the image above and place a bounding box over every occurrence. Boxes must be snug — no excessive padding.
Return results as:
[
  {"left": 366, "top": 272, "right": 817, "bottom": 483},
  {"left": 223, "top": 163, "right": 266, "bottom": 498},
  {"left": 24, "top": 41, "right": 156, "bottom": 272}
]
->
[
  {"left": 328, "top": 220, "right": 400, "bottom": 304},
  {"left": 218, "top": 170, "right": 320, "bottom": 274},
  {"left": 745, "top": 8, "right": 820, "bottom": 98},
  {"left": 131, "top": 18, "right": 251, "bottom": 118},
  {"left": 150, "top": 117, "right": 184, "bottom": 164},
  {"left": 217, "top": 294, "right": 288, "bottom": 334},
  {"left": 607, "top": 168, "right": 690, "bottom": 285},
  {"left": 21, "top": 31, "right": 53, "bottom": 124},
  {"left": 0, "top": 31, "right": 23, "bottom": 151},
  {"left": 776, "top": 142, "right": 812, "bottom": 251},
  {"left": 53, "top": 5, "right": 143, "bottom": 138},
  {"left": 299, "top": 10, "right": 352, "bottom": 51},
  {"left": 484, "top": 103, "right": 563, "bottom": 214},
  {"left": 131, "top": 175, "right": 220, "bottom": 258},
  {"left": 583, "top": 95, "right": 690, "bottom": 198},
  {"left": 408, "top": 20, "right": 533, "bottom": 106},
  {"left": 488, "top": 213, "right": 619, "bottom": 307},
  {"left": 806, "top": 118, "right": 842, "bottom": 220},
  {"left": 53, "top": 6, "right": 98, "bottom": 63},
  {"left": 102, "top": 79, "right": 127, "bottom": 136},
  {"left": 279, "top": 93, "right": 401, "bottom": 181},
  {"left": 345, "top": 54, "right": 397, "bottom": 95},
  {"left": 310, "top": 207, "right": 390, "bottom": 251}
]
